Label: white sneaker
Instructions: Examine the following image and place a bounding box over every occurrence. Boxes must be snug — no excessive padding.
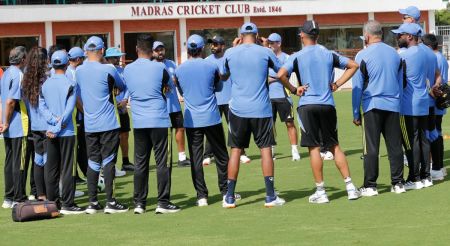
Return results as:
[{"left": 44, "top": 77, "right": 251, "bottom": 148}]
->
[
  {"left": 308, "top": 191, "right": 329, "bottom": 204},
  {"left": 2, "top": 200, "right": 13, "bottom": 209},
  {"left": 346, "top": 185, "right": 361, "bottom": 200},
  {"left": 292, "top": 152, "right": 301, "bottom": 161},
  {"left": 403, "top": 155, "right": 409, "bottom": 166},
  {"left": 196, "top": 198, "right": 208, "bottom": 207},
  {"left": 75, "top": 190, "right": 84, "bottom": 198},
  {"left": 264, "top": 196, "right": 286, "bottom": 207},
  {"left": 115, "top": 168, "right": 126, "bottom": 177},
  {"left": 28, "top": 195, "right": 36, "bottom": 201},
  {"left": 134, "top": 205, "right": 145, "bottom": 214},
  {"left": 359, "top": 187, "right": 378, "bottom": 197},
  {"left": 390, "top": 183, "right": 406, "bottom": 194},
  {"left": 222, "top": 196, "right": 236, "bottom": 208},
  {"left": 442, "top": 168, "right": 447, "bottom": 177},
  {"left": 431, "top": 170, "right": 444, "bottom": 181},
  {"left": 422, "top": 177, "right": 433, "bottom": 188},
  {"left": 202, "top": 157, "right": 211, "bottom": 166},
  {"left": 240, "top": 155, "right": 251, "bottom": 164},
  {"left": 234, "top": 193, "right": 242, "bottom": 201},
  {"left": 323, "top": 151, "right": 334, "bottom": 160},
  {"left": 404, "top": 181, "right": 424, "bottom": 190}
]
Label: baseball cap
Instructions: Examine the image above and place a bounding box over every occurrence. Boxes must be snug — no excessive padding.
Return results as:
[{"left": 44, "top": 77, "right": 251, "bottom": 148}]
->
[
  {"left": 268, "top": 33, "right": 282, "bottom": 43},
  {"left": 104, "top": 47, "right": 125, "bottom": 58},
  {"left": 301, "top": 20, "right": 320, "bottom": 36},
  {"left": 8, "top": 46, "right": 27, "bottom": 65},
  {"left": 207, "top": 36, "right": 225, "bottom": 44},
  {"left": 152, "top": 41, "right": 165, "bottom": 50},
  {"left": 84, "top": 36, "right": 105, "bottom": 51},
  {"left": 68, "top": 47, "right": 85, "bottom": 59},
  {"left": 391, "top": 23, "right": 422, "bottom": 36},
  {"left": 399, "top": 6, "right": 421, "bottom": 21},
  {"left": 187, "top": 34, "right": 205, "bottom": 50},
  {"left": 240, "top": 22, "right": 258, "bottom": 34},
  {"left": 51, "top": 50, "right": 69, "bottom": 66}
]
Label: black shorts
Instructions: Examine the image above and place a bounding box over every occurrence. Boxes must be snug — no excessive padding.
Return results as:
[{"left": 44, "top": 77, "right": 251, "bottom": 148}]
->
[
  {"left": 85, "top": 130, "right": 120, "bottom": 168},
  {"left": 297, "top": 104, "right": 338, "bottom": 148},
  {"left": 271, "top": 98, "right": 294, "bottom": 123},
  {"left": 170, "top": 111, "right": 184, "bottom": 129},
  {"left": 119, "top": 113, "right": 131, "bottom": 133},
  {"left": 228, "top": 111, "right": 276, "bottom": 149},
  {"left": 218, "top": 104, "right": 229, "bottom": 123}
]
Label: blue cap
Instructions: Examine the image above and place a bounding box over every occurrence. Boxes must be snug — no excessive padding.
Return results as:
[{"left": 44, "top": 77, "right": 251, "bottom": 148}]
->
[
  {"left": 152, "top": 41, "right": 165, "bottom": 50},
  {"left": 240, "top": 22, "right": 258, "bottom": 34},
  {"left": 51, "top": 50, "right": 69, "bottom": 66},
  {"left": 84, "top": 36, "right": 105, "bottom": 51},
  {"left": 399, "top": 6, "right": 421, "bottom": 21},
  {"left": 391, "top": 23, "right": 422, "bottom": 36},
  {"left": 104, "top": 47, "right": 125, "bottom": 58},
  {"left": 187, "top": 34, "right": 205, "bottom": 50},
  {"left": 68, "top": 47, "right": 85, "bottom": 59},
  {"left": 268, "top": 33, "right": 282, "bottom": 43}
]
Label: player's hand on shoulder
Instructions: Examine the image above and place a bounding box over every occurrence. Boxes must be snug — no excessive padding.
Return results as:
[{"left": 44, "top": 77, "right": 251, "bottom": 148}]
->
[{"left": 232, "top": 37, "right": 242, "bottom": 47}]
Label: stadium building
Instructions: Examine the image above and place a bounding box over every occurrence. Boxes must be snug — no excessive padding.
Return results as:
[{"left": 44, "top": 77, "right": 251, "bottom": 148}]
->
[{"left": 0, "top": 0, "right": 445, "bottom": 68}]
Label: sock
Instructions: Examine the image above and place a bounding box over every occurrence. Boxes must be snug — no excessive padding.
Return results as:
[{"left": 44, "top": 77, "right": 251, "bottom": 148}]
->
[
  {"left": 344, "top": 177, "right": 354, "bottom": 190},
  {"left": 316, "top": 182, "right": 325, "bottom": 193},
  {"left": 264, "top": 176, "right": 275, "bottom": 198},
  {"left": 291, "top": 145, "right": 299, "bottom": 154},
  {"left": 122, "top": 157, "right": 129, "bottom": 165},
  {"left": 179, "top": 152, "right": 187, "bottom": 162},
  {"left": 226, "top": 179, "right": 236, "bottom": 198}
]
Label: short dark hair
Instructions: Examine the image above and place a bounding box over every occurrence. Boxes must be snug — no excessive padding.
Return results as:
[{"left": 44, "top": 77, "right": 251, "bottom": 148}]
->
[
  {"left": 303, "top": 32, "right": 319, "bottom": 41},
  {"left": 136, "top": 34, "right": 154, "bottom": 54},
  {"left": 187, "top": 48, "right": 202, "bottom": 57},
  {"left": 422, "top": 34, "right": 439, "bottom": 50},
  {"left": 52, "top": 64, "right": 67, "bottom": 70}
]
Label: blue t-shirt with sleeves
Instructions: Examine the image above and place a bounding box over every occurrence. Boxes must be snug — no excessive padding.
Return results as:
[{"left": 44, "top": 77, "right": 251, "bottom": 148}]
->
[
  {"left": 269, "top": 52, "right": 290, "bottom": 99},
  {"left": 39, "top": 74, "right": 76, "bottom": 137},
  {"left": 419, "top": 43, "right": 439, "bottom": 107},
  {"left": 205, "top": 54, "right": 231, "bottom": 105},
  {"left": 0, "top": 66, "right": 28, "bottom": 138},
  {"left": 123, "top": 58, "right": 171, "bottom": 129},
  {"left": 175, "top": 58, "right": 221, "bottom": 128},
  {"left": 75, "top": 61, "right": 125, "bottom": 132},
  {"left": 352, "top": 42, "right": 403, "bottom": 120},
  {"left": 162, "top": 59, "right": 182, "bottom": 113},
  {"left": 399, "top": 45, "right": 429, "bottom": 116},
  {"left": 65, "top": 65, "right": 76, "bottom": 83},
  {"left": 112, "top": 66, "right": 129, "bottom": 115},
  {"left": 435, "top": 51, "right": 449, "bottom": 115},
  {"left": 222, "top": 44, "right": 281, "bottom": 118},
  {"left": 283, "top": 45, "right": 349, "bottom": 107}
]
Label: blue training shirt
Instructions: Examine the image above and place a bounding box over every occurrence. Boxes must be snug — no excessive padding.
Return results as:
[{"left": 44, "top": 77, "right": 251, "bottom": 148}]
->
[
  {"left": 123, "top": 58, "right": 171, "bottom": 129},
  {"left": 222, "top": 44, "right": 281, "bottom": 118},
  {"left": 205, "top": 54, "right": 231, "bottom": 105},
  {"left": 399, "top": 45, "right": 429, "bottom": 116},
  {"left": 39, "top": 74, "right": 76, "bottom": 137},
  {"left": 112, "top": 65, "right": 129, "bottom": 115},
  {"left": 75, "top": 61, "right": 125, "bottom": 132},
  {"left": 175, "top": 58, "right": 221, "bottom": 128},
  {"left": 162, "top": 59, "right": 182, "bottom": 113},
  {"left": 269, "top": 52, "right": 291, "bottom": 99},
  {"left": 419, "top": 43, "right": 438, "bottom": 107},
  {"left": 283, "top": 44, "right": 349, "bottom": 107},
  {"left": 435, "top": 51, "right": 449, "bottom": 116},
  {"left": 352, "top": 42, "right": 403, "bottom": 120},
  {"left": 0, "top": 66, "right": 29, "bottom": 138}
]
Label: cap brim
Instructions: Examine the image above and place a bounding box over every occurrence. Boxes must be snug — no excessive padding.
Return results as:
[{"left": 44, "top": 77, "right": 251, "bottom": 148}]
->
[
  {"left": 399, "top": 9, "right": 408, "bottom": 15},
  {"left": 153, "top": 45, "right": 164, "bottom": 50},
  {"left": 391, "top": 29, "right": 403, "bottom": 34}
]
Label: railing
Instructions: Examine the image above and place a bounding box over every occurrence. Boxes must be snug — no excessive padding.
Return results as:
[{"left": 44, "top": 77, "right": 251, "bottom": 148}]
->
[{"left": 436, "top": 25, "right": 450, "bottom": 59}]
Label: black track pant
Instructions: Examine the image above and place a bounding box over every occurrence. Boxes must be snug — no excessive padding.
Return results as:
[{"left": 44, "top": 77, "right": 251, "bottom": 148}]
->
[
  {"left": 204, "top": 105, "right": 229, "bottom": 158},
  {"left": 24, "top": 138, "right": 36, "bottom": 197},
  {"left": 31, "top": 131, "right": 47, "bottom": 197},
  {"left": 133, "top": 128, "right": 171, "bottom": 207},
  {"left": 431, "top": 115, "right": 444, "bottom": 171},
  {"left": 45, "top": 136, "right": 76, "bottom": 207},
  {"left": 401, "top": 115, "right": 430, "bottom": 181},
  {"left": 186, "top": 123, "right": 228, "bottom": 199},
  {"left": 76, "top": 121, "right": 88, "bottom": 176},
  {"left": 3, "top": 137, "right": 28, "bottom": 202},
  {"left": 363, "top": 110, "right": 404, "bottom": 187}
]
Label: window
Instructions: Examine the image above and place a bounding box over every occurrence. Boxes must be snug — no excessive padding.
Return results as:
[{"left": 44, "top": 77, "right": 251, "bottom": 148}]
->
[
  {"left": 0, "top": 36, "right": 39, "bottom": 66},
  {"left": 124, "top": 31, "right": 175, "bottom": 63},
  {"left": 318, "top": 27, "right": 363, "bottom": 58},
  {"left": 189, "top": 28, "right": 238, "bottom": 57},
  {"left": 56, "top": 34, "right": 109, "bottom": 52},
  {"left": 258, "top": 27, "right": 301, "bottom": 55}
]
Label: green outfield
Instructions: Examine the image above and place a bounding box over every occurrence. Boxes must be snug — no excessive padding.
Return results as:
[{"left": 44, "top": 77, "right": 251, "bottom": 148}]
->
[{"left": 0, "top": 91, "right": 449, "bottom": 245}]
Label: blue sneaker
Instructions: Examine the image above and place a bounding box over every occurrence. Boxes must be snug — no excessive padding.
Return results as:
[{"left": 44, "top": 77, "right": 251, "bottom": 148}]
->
[
  {"left": 264, "top": 196, "right": 286, "bottom": 207},
  {"left": 222, "top": 195, "right": 236, "bottom": 208}
]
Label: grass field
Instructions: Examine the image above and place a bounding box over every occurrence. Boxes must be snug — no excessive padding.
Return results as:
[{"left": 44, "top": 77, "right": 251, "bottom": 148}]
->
[{"left": 0, "top": 91, "right": 450, "bottom": 245}]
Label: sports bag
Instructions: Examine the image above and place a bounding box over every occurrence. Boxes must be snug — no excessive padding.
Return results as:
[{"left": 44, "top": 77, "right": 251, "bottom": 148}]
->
[{"left": 12, "top": 200, "right": 60, "bottom": 222}]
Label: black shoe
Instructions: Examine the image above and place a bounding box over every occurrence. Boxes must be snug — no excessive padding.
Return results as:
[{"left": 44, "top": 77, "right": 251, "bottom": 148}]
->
[
  {"left": 155, "top": 202, "right": 181, "bottom": 214},
  {"left": 178, "top": 159, "right": 191, "bottom": 168},
  {"left": 85, "top": 202, "right": 104, "bottom": 214},
  {"left": 122, "top": 163, "right": 135, "bottom": 172},
  {"left": 60, "top": 204, "right": 85, "bottom": 215},
  {"left": 104, "top": 199, "right": 128, "bottom": 214},
  {"left": 75, "top": 176, "right": 87, "bottom": 185},
  {"left": 134, "top": 204, "right": 146, "bottom": 214}
]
